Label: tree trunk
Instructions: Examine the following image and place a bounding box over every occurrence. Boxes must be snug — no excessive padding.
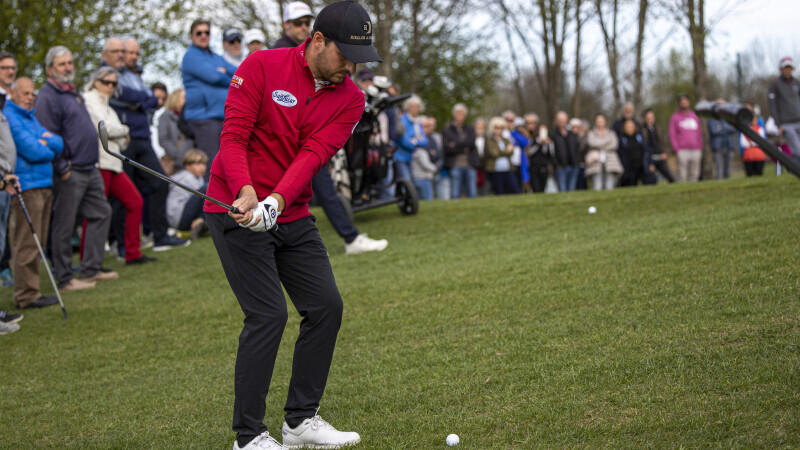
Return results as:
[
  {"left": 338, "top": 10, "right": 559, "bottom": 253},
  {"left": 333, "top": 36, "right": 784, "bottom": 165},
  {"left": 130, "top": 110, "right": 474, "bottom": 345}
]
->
[
  {"left": 596, "top": 0, "right": 622, "bottom": 115},
  {"left": 409, "top": 0, "right": 422, "bottom": 92},
  {"left": 503, "top": 16, "right": 526, "bottom": 113},
  {"left": 369, "top": 0, "right": 394, "bottom": 76},
  {"left": 632, "top": 0, "right": 647, "bottom": 111},
  {"left": 570, "top": 0, "right": 583, "bottom": 117}
]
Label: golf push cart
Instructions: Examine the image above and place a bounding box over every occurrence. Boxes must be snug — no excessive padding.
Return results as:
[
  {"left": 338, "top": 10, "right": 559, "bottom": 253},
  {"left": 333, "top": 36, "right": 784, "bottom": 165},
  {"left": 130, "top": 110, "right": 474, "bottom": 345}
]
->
[{"left": 330, "top": 76, "right": 418, "bottom": 223}]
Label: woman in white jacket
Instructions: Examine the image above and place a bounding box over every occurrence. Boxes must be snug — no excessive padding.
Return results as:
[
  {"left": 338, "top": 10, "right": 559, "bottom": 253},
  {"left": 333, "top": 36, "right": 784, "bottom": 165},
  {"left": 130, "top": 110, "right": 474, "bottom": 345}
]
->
[
  {"left": 585, "top": 113, "right": 623, "bottom": 190},
  {"left": 83, "top": 67, "right": 154, "bottom": 265}
]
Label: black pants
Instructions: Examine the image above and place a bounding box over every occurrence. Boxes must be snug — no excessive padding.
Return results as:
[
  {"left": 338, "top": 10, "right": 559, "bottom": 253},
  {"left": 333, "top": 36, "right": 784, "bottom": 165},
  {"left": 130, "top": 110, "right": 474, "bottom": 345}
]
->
[
  {"left": 744, "top": 161, "right": 765, "bottom": 176},
  {"left": 123, "top": 138, "right": 168, "bottom": 241},
  {"left": 311, "top": 167, "right": 359, "bottom": 244},
  {"left": 207, "top": 213, "right": 343, "bottom": 442},
  {"left": 652, "top": 159, "right": 675, "bottom": 183},
  {"left": 490, "top": 171, "right": 520, "bottom": 195},
  {"left": 187, "top": 119, "right": 223, "bottom": 179},
  {"left": 529, "top": 163, "right": 549, "bottom": 193}
]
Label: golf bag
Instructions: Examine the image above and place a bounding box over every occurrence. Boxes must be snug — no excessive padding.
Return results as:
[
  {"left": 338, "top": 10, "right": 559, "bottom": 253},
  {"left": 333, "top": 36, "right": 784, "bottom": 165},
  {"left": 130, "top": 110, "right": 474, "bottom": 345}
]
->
[{"left": 335, "top": 83, "right": 410, "bottom": 202}]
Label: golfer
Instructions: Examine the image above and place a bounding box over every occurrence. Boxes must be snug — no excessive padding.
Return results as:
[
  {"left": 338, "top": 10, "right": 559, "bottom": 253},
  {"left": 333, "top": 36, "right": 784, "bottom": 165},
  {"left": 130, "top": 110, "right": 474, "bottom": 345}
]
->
[{"left": 204, "top": 1, "right": 380, "bottom": 449}]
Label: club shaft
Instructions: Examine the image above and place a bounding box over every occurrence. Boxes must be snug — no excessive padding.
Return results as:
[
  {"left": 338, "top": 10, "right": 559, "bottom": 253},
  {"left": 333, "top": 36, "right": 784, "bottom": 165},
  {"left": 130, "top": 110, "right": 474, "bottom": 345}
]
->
[{"left": 115, "top": 151, "right": 240, "bottom": 213}]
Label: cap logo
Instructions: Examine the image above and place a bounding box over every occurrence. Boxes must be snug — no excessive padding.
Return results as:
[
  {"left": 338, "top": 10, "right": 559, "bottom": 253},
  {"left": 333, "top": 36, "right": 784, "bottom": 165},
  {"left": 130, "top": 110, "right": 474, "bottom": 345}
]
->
[
  {"left": 363, "top": 22, "right": 371, "bottom": 35},
  {"left": 272, "top": 90, "right": 298, "bottom": 107}
]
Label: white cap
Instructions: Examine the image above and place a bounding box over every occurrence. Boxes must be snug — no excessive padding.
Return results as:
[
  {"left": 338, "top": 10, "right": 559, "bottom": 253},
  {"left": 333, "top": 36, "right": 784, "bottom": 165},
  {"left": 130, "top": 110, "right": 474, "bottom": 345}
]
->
[
  {"left": 283, "top": 1, "right": 314, "bottom": 22},
  {"left": 244, "top": 29, "right": 266, "bottom": 45}
]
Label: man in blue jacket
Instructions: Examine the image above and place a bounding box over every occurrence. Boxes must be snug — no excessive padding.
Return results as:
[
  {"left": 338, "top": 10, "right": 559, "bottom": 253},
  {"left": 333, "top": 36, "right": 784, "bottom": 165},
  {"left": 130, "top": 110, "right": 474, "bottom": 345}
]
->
[
  {"left": 35, "top": 46, "right": 117, "bottom": 292},
  {"left": 181, "top": 19, "right": 236, "bottom": 172},
  {"left": 105, "top": 37, "right": 188, "bottom": 251},
  {"left": 707, "top": 98, "right": 737, "bottom": 179},
  {"left": 4, "top": 77, "right": 63, "bottom": 308}
]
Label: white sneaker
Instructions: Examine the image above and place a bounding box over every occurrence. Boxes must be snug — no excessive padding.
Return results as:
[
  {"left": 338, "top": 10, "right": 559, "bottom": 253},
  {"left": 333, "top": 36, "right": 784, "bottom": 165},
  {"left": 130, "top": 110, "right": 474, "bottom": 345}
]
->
[
  {"left": 282, "top": 416, "right": 360, "bottom": 449},
  {"left": 344, "top": 234, "right": 388, "bottom": 255},
  {"left": 0, "top": 321, "right": 20, "bottom": 335},
  {"left": 233, "top": 431, "right": 285, "bottom": 449}
]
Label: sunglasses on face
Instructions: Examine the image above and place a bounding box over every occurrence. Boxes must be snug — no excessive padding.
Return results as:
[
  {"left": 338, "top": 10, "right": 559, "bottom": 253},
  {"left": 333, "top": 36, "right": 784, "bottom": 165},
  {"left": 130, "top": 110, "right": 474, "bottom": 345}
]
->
[
  {"left": 194, "top": 30, "right": 210, "bottom": 36},
  {"left": 228, "top": 38, "right": 241, "bottom": 44},
  {"left": 98, "top": 79, "right": 118, "bottom": 87},
  {"left": 291, "top": 18, "right": 311, "bottom": 27}
]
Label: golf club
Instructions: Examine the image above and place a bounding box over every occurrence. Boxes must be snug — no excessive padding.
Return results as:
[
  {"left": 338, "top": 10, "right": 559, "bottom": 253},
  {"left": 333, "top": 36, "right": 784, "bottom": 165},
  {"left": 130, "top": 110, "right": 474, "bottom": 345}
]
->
[
  {"left": 14, "top": 185, "right": 68, "bottom": 320},
  {"left": 694, "top": 101, "right": 800, "bottom": 179},
  {"left": 96, "top": 121, "right": 240, "bottom": 214}
]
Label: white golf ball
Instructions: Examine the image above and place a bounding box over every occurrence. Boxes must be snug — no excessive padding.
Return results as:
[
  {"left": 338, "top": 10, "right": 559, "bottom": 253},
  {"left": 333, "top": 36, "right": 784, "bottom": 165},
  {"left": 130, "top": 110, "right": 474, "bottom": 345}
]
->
[
  {"left": 588, "top": 206, "right": 597, "bottom": 214},
  {"left": 446, "top": 433, "right": 460, "bottom": 446}
]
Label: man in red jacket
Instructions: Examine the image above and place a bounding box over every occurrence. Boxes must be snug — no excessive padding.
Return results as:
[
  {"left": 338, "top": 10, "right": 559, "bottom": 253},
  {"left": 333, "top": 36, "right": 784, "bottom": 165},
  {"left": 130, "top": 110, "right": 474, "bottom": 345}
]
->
[{"left": 204, "top": 2, "right": 381, "bottom": 449}]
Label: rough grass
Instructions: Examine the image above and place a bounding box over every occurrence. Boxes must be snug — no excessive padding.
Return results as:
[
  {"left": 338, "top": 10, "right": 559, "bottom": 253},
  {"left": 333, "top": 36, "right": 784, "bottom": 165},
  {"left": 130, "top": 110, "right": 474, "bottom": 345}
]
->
[{"left": 2, "top": 174, "right": 798, "bottom": 448}]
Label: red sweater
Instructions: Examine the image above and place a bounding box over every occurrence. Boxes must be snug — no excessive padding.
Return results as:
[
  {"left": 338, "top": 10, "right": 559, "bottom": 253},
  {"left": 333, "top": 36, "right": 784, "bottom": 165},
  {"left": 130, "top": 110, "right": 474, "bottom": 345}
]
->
[{"left": 203, "top": 40, "right": 365, "bottom": 223}]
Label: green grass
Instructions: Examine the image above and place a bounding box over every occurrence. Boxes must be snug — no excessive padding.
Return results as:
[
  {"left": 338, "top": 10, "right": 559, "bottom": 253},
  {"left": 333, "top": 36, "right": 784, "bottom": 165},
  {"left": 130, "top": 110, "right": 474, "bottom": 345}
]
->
[{"left": 2, "top": 174, "right": 799, "bottom": 448}]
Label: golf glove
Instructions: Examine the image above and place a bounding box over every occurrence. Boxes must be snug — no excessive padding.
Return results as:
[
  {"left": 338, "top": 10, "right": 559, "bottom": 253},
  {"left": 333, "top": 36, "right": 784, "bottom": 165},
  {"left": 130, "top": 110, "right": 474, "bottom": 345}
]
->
[{"left": 242, "top": 196, "right": 280, "bottom": 232}]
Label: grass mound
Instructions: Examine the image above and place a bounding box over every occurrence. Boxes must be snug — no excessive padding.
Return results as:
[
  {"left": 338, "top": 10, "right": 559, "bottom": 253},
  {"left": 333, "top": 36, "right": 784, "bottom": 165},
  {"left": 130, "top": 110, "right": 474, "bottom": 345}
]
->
[{"left": 2, "top": 175, "right": 798, "bottom": 448}]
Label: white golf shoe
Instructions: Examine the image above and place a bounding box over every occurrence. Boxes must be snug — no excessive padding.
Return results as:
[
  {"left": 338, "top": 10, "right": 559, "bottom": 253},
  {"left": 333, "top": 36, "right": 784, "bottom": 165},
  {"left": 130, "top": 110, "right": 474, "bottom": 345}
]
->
[
  {"left": 233, "top": 431, "right": 285, "bottom": 449},
  {"left": 281, "top": 416, "right": 361, "bottom": 449},
  {"left": 344, "top": 234, "right": 388, "bottom": 255}
]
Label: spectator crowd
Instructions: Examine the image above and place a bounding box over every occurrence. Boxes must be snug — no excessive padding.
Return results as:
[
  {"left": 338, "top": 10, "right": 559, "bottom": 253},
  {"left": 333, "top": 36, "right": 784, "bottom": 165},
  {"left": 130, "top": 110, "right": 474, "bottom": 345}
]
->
[
  {"left": 384, "top": 83, "right": 792, "bottom": 201},
  {"left": 1, "top": 1, "right": 798, "bottom": 335}
]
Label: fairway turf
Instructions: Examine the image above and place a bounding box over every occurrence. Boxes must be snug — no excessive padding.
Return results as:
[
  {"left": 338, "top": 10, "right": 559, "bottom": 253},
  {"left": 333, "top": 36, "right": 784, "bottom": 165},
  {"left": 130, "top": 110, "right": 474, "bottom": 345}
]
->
[{"left": 2, "top": 175, "right": 798, "bottom": 448}]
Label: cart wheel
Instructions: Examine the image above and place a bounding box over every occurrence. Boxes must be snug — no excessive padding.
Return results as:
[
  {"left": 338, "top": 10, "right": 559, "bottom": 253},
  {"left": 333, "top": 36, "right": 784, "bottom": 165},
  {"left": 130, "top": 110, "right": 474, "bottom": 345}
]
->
[
  {"left": 337, "top": 193, "right": 355, "bottom": 224},
  {"left": 395, "top": 179, "right": 419, "bottom": 215}
]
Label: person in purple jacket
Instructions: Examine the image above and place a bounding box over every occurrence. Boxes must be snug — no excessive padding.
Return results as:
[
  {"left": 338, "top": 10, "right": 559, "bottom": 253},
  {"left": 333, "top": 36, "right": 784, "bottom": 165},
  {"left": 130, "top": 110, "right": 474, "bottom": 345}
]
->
[{"left": 669, "top": 94, "right": 704, "bottom": 182}]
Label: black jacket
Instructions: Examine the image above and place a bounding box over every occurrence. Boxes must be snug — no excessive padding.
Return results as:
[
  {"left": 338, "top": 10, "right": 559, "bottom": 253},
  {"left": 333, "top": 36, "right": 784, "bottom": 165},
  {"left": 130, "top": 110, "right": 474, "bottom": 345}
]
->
[
  {"left": 441, "top": 122, "right": 479, "bottom": 169},
  {"left": 551, "top": 128, "right": 580, "bottom": 167},
  {"left": 641, "top": 123, "right": 664, "bottom": 158},
  {"left": 618, "top": 132, "right": 651, "bottom": 170},
  {"left": 272, "top": 33, "right": 301, "bottom": 49},
  {"left": 612, "top": 117, "right": 642, "bottom": 137}
]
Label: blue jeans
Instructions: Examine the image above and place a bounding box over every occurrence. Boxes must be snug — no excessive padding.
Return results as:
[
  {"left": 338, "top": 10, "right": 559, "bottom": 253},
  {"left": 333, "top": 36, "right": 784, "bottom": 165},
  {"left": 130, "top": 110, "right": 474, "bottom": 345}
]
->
[
  {"left": 435, "top": 172, "right": 451, "bottom": 200},
  {"left": 556, "top": 166, "right": 580, "bottom": 192},
  {"left": 414, "top": 179, "right": 434, "bottom": 201},
  {"left": 450, "top": 167, "right": 477, "bottom": 199},
  {"left": 395, "top": 160, "right": 412, "bottom": 181},
  {"left": 312, "top": 167, "right": 359, "bottom": 244}
]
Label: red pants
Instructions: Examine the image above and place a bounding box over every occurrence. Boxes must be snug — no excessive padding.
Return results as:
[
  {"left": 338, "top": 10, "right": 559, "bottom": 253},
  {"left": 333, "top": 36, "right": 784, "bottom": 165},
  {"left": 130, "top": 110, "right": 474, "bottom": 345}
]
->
[{"left": 80, "top": 169, "right": 143, "bottom": 262}]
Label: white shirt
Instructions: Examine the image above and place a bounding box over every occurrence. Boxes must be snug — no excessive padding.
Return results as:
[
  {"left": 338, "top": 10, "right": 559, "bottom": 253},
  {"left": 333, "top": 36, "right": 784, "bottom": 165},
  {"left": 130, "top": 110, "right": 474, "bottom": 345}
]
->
[{"left": 494, "top": 139, "right": 510, "bottom": 172}]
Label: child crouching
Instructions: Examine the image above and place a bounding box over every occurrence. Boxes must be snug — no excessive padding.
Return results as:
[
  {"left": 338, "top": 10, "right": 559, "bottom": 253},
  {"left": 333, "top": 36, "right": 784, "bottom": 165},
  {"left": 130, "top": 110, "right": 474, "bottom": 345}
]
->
[{"left": 167, "top": 149, "right": 208, "bottom": 240}]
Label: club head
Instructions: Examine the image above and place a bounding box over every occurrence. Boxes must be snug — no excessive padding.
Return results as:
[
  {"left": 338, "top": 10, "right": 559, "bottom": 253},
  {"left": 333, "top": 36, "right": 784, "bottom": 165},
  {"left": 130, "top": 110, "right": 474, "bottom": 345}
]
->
[{"left": 97, "top": 120, "right": 110, "bottom": 153}]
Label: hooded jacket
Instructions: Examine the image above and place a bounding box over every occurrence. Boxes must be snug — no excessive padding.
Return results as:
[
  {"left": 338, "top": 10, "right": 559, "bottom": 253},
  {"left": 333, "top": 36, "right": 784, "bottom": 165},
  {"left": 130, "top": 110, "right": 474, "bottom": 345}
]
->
[
  {"left": 3, "top": 100, "right": 63, "bottom": 191},
  {"left": 668, "top": 109, "right": 703, "bottom": 152},
  {"left": 204, "top": 40, "right": 364, "bottom": 223}
]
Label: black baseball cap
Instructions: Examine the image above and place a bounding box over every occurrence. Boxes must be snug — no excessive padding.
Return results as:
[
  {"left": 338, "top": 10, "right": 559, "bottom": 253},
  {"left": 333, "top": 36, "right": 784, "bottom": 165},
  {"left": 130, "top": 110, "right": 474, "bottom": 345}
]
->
[
  {"left": 312, "top": 1, "right": 381, "bottom": 64},
  {"left": 223, "top": 28, "right": 242, "bottom": 43}
]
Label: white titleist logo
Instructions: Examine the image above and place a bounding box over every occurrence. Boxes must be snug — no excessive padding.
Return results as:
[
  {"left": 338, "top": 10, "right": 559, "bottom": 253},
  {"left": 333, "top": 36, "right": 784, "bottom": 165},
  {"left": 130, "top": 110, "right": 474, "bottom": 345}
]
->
[{"left": 272, "top": 90, "right": 298, "bottom": 107}]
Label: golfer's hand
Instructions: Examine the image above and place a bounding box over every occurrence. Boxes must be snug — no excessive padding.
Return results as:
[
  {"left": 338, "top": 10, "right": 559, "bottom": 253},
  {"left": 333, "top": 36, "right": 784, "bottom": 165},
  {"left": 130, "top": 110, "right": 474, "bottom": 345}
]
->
[
  {"left": 231, "top": 186, "right": 258, "bottom": 225},
  {"left": 242, "top": 196, "right": 281, "bottom": 232},
  {"left": 61, "top": 171, "right": 72, "bottom": 181}
]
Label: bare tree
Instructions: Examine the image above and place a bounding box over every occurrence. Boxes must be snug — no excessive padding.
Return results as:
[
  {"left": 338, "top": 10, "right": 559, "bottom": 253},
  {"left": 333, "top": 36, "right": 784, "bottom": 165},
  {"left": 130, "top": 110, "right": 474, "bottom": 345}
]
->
[
  {"left": 632, "top": 0, "right": 648, "bottom": 111},
  {"left": 538, "top": 0, "right": 572, "bottom": 120},
  {"left": 595, "top": 0, "right": 622, "bottom": 115},
  {"left": 570, "top": 0, "right": 584, "bottom": 117}
]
